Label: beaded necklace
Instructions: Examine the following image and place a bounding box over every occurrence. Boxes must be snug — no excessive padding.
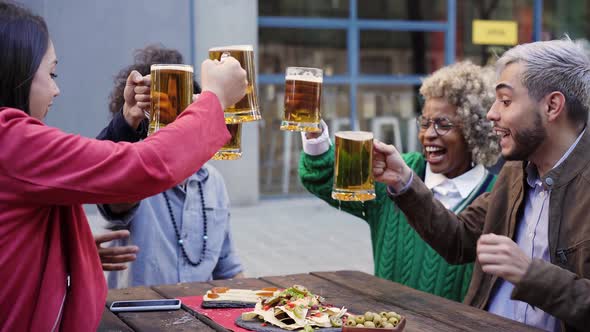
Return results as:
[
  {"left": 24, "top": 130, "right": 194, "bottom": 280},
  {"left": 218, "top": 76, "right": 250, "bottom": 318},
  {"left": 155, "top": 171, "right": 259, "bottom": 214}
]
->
[{"left": 162, "top": 182, "right": 208, "bottom": 266}]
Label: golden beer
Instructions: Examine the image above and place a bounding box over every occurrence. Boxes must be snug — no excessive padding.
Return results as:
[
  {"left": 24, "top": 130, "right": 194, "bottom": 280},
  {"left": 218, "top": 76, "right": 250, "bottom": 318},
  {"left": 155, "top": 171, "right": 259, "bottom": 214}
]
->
[
  {"left": 208, "top": 45, "right": 260, "bottom": 124},
  {"left": 332, "top": 131, "right": 376, "bottom": 201},
  {"left": 212, "top": 124, "right": 242, "bottom": 160},
  {"left": 148, "top": 64, "right": 193, "bottom": 135},
  {"left": 281, "top": 67, "right": 323, "bottom": 132}
]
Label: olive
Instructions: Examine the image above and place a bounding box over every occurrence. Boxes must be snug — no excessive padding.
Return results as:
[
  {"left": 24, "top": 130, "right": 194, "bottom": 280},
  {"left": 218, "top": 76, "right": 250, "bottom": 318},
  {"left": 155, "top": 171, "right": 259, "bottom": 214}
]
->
[
  {"left": 389, "top": 317, "right": 399, "bottom": 325},
  {"left": 345, "top": 319, "right": 356, "bottom": 327},
  {"left": 330, "top": 316, "right": 343, "bottom": 327},
  {"left": 364, "top": 321, "right": 375, "bottom": 328},
  {"left": 389, "top": 311, "right": 401, "bottom": 319},
  {"left": 384, "top": 323, "right": 395, "bottom": 329},
  {"left": 355, "top": 316, "right": 365, "bottom": 324}
]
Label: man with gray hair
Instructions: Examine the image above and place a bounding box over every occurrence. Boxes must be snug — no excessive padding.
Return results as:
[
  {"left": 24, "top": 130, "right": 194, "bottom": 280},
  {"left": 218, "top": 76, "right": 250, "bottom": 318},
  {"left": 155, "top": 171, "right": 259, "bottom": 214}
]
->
[{"left": 372, "top": 38, "right": 590, "bottom": 331}]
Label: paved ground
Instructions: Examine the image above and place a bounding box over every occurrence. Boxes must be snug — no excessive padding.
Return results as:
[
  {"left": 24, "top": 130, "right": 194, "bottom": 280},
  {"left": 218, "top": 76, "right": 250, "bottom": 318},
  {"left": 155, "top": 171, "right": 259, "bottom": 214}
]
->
[{"left": 87, "top": 196, "right": 374, "bottom": 278}]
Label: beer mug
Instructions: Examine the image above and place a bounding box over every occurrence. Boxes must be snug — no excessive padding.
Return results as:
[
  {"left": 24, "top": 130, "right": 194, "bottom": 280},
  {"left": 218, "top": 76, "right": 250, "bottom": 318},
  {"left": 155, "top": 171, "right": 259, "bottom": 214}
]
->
[
  {"left": 212, "top": 124, "right": 242, "bottom": 160},
  {"left": 331, "top": 131, "right": 376, "bottom": 201},
  {"left": 281, "top": 67, "right": 323, "bottom": 132},
  {"left": 148, "top": 64, "right": 194, "bottom": 135},
  {"left": 208, "top": 45, "right": 260, "bottom": 124}
]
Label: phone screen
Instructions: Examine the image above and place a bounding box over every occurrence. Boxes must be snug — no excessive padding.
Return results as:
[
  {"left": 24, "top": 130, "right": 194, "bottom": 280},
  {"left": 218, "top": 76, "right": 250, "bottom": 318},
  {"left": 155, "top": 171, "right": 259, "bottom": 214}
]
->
[{"left": 111, "top": 299, "right": 180, "bottom": 308}]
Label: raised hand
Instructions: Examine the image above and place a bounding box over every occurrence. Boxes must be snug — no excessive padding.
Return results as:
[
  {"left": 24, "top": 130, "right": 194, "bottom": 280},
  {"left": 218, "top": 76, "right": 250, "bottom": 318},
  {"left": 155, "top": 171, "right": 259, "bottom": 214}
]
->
[
  {"left": 305, "top": 119, "right": 328, "bottom": 139},
  {"left": 372, "top": 140, "right": 413, "bottom": 192},
  {"left": 200, "top": 56, "right": 247, "bottom": 109},
  {"left": 123, "top": 70, "right": 151, "bottom": 129}
]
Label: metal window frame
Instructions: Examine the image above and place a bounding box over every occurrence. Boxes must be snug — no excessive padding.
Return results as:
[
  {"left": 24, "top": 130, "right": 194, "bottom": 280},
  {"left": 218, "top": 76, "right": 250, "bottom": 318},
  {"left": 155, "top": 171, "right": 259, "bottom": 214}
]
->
[
  {"left": 258, "top": 0, "right": 457, "bottom": 130},
  {"left": 257, "top": 0, "right": 543, "bottom": 129},
  {"left": 255, "top": 0, "right": 543, "bottom": 195}
]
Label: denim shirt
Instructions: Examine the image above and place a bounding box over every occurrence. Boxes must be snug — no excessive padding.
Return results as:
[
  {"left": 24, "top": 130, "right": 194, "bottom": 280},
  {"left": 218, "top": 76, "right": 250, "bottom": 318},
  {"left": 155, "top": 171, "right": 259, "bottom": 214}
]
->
[
  {"left": 96, "top": 110, "right": 242, "bottom": 288},
  {"left": 99, "top": 165, "right": 243, "bottom": 288}
]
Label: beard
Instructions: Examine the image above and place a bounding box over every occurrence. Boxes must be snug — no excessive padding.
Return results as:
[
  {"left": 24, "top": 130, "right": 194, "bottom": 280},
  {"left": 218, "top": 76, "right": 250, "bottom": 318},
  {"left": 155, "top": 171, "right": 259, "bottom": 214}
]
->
[{"left": 503, "top": 111, "right": 547, "bottom": 161}]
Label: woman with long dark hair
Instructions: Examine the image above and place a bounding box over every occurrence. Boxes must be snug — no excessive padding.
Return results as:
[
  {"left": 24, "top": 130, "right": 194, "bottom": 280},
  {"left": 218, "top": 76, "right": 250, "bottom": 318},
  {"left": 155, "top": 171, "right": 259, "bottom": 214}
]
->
[{"left": 0, "top": 2, "right": 246, "bottom": 330}]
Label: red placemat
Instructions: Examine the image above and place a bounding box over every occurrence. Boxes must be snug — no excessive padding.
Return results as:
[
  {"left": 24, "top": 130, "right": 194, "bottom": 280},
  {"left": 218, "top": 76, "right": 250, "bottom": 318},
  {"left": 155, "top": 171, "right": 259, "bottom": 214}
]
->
[{"left": 179, "top": 295, "right": 253, "bottom": 332}]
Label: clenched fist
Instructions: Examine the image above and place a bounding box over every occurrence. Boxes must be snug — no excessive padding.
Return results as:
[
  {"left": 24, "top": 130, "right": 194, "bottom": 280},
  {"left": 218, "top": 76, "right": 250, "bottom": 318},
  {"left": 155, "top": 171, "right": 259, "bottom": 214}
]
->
[
  {"left": 373, "top": 140, "right": 413, "bottom": 192},
  {"left": 200, "top": 56, "right": 247, "bottom": 109},
  {"left": 123, "top": 70, "right": 151, "bottom": 129}
]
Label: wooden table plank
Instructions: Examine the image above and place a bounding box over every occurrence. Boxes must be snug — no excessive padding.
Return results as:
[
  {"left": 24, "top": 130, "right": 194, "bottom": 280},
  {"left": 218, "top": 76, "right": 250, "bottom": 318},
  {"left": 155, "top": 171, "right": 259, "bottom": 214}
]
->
[
  {"left": 208, "top": 277, "right": 280, "bottom": 290},
  {"left": 153, "top": 277, "right": 280, "bottom": 332},
  {"left": 104, "top": 271, "right": 545, "bottom": 332},
  {"left": 312, "top": 271, "right": 542, "bottom": 332},
  {"left": 261, "top": 273, "right": 459, "bottom": 332},
  {"left": 98, "top": 307, "right": 133, "bottom": 332},
  {"left": 152, "top": 281, "right": 216, "bottom": 299},
  {"left": 107, "top": 286, "right": 214, "bottom": 331}
]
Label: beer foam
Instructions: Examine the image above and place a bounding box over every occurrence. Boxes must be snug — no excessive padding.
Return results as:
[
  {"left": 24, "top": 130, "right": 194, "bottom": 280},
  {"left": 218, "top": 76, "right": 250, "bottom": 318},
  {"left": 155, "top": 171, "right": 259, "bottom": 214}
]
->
[
  {"left": 285, "top": 74, "right": 323, "bottom": 83},
  {"left": 151, "top": 64, "right": 194, "bottom": 73},
  {"left": 209, "top": 45, "right": 253, "bottom": 52},
  {"left": 335, "top": 131, "right": 373, "bottom": 141}
]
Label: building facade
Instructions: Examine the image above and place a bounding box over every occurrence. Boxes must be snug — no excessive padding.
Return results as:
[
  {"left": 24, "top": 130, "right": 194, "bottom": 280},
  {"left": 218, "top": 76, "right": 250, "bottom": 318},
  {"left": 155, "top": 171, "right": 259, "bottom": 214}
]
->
[{"left": 22, "top": 0, "right": 590, "bottom": 204}]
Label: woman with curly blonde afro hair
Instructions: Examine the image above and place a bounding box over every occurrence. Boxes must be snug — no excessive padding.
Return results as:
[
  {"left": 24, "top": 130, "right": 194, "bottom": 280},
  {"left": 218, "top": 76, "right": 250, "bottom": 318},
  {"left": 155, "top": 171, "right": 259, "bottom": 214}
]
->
[
  {"left": 419, "top": 60, "right": 500, "bottom": 170},
  {"left": 298, "top": 61, "right": 499, "bottom": 302}
]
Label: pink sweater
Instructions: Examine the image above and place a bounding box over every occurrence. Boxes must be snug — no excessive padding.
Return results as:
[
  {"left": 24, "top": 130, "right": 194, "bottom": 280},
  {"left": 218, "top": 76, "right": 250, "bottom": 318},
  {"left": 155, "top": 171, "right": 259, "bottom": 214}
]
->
[{"left": 0, "top": 92, "right": 230, "bottom": 331}]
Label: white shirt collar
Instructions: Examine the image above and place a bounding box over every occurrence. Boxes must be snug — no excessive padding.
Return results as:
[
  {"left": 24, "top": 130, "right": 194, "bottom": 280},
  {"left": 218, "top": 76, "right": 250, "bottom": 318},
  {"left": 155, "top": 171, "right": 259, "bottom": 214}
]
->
[{"left": 424, "top": 163, "right": 486, "bottom": 199}]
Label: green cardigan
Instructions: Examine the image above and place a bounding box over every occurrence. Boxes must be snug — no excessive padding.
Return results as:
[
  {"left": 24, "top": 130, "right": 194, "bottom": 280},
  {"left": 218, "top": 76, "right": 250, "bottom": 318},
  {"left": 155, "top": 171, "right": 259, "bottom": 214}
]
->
[{"left": 299, "top": 147, "right": 496, "bottom": 302}]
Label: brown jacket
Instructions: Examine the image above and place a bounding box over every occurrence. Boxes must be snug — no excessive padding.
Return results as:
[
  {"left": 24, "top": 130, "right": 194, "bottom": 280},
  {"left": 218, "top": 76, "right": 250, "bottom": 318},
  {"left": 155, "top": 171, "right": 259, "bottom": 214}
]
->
[{"left": 391, "top": 130, "right": 590, "bottom": 332}]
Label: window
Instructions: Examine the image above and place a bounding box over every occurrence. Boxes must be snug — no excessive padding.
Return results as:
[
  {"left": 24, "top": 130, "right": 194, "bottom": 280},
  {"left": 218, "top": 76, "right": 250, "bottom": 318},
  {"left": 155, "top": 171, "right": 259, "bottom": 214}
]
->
[{"left": 258, "top": 0, "right": 543, "bottom": 195}]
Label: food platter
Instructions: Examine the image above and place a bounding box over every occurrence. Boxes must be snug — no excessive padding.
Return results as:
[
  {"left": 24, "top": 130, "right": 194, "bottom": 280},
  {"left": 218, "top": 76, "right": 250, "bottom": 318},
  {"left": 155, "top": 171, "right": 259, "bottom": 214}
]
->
[
  {"left": 202, "top": 287, "right": 280, "bottom": 308},
  {"left": 201, "top": 284, "right": 406, "bottom": 332},
  {"left": 238, "top": 285, "right": 347, "bottom": 331}
]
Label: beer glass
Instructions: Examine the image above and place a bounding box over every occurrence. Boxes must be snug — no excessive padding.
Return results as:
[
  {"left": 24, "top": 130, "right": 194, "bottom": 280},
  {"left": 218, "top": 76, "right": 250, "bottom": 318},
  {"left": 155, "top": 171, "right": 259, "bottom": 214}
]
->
[
  {"left": 212, "top": 124, "right": 242, "bottom": 160},
  {"left": 208, "top": 45, "right": 260, "bottom": 124},
  {"left": 331, "top": 131, "right": 376, "bottom": 201},
  {"left": 148, "top": 64, "right": 194, "bottom": 135},
  {"left": 281, "top": 67, "right": 322, "bottom": 132}
]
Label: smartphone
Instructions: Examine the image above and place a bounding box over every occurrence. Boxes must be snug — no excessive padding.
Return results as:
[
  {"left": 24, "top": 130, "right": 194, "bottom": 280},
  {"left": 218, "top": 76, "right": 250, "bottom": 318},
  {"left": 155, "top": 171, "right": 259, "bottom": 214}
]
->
[{"left": 110, "top": 299, "right": 182, "bottom": 312}]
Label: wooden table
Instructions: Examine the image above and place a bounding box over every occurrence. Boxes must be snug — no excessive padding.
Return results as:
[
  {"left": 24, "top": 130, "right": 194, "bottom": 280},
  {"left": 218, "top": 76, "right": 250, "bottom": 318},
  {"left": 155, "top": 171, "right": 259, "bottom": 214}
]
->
[{"left": 100, "top": 270, "right": 542, "bottom": 332}]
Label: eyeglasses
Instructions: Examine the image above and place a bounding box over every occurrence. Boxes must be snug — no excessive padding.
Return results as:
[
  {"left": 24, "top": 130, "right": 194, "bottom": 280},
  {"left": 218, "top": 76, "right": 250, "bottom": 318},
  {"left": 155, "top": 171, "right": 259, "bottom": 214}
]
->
[{"left": 416, "top": 115, "right": 459, "bottom": 136}]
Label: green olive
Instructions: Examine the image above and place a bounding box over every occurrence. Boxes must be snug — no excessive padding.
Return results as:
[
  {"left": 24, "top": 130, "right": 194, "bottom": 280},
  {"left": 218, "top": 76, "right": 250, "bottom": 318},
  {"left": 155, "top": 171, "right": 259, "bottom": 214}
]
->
[
  {"left": 389, "top": 311, "right": 401, "bottom": 319},
  {"left": 384, "top": 323, "right": 394, "bottom": 329},
  {"left": 364, "top": 312, "right": 373, "bottom": 321},
  {"left": 355, "top": 316, "right": 365, "bottom": 324},
  {"left": 330, "top": 317, "right": 343, "bottom": 327},
  {"left": 345, "top": 319, "right": 356, "bottom": 326},
  {"left": 389, "top": 317, "right": 399, "bottom": 325},
  {"left": 364, "top": 321, "right": 375, "bottom": 328},
  {"left": 376, "top": 312, "right": 385, "bottom": 321}
]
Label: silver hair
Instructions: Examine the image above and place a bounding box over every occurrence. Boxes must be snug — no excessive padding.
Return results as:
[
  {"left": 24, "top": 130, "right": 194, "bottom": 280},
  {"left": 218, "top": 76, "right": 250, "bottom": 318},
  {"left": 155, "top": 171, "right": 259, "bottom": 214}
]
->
[{"left": 496, "top": 37, "right": 590, "bottom": 124}]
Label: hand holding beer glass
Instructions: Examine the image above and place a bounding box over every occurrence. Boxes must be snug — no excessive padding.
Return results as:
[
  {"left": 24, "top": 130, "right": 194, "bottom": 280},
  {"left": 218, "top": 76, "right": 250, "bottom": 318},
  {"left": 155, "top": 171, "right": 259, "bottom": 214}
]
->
[
  {"left": 208, "top": 45, "right": 260, "bottom": 123},
  {"left": 281, "top": 67, "right": 323, "bottom": 132},
  {"left": 332, "top": 131, "right": 376, "bottom": 201},
  {"left": 148, "top": 64, "right": 194, "bottom": 135}
]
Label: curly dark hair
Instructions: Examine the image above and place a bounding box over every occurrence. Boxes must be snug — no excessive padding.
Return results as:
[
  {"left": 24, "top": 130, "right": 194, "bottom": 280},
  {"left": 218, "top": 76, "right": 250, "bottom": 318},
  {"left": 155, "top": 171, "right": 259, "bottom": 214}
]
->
[{"left": 108, "top": 43, "right": 200, "bottom": 115}]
